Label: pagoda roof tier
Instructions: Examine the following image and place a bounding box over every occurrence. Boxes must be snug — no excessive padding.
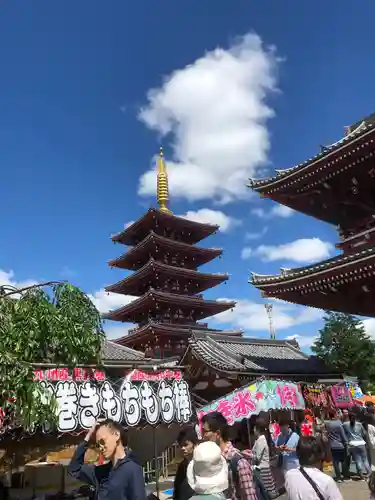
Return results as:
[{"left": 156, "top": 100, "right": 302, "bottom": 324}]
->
[
  {"left": 251, "top": 245, "right": 375, "bottom": 317},
  {"left": 105, "top": 259, "right": 228, "bottom": 297},
  {"left": 112, "top": 208, "right": 218, "bottom": 246},
  {"left": 103, "top": 290, "right": 236, "bottom": 323},
  {"left": 248, "top": 116, "right": 375, "bottom": 230},
  {"left": 182, "top": 332, "right": 335, "bottom": 377},
  {"left": 108, "top": 231, "right": 222, "bottom": 270},
  {"left": 114, "top": 320, "right": 243, "bottom": 346}
]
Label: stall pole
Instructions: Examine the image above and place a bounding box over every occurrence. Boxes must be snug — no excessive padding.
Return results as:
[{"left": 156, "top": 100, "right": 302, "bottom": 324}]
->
[{"left": 153, "top": 427, "right": 160, "bottom": 499}]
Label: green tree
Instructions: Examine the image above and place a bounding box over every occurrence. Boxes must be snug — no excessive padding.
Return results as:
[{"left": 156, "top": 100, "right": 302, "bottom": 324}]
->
[
  {"left": 312, "top": 311, "right": 375, "bottom": 384},
  {"left": 0, "top": 282, "right": 105, "bottom": 431}
]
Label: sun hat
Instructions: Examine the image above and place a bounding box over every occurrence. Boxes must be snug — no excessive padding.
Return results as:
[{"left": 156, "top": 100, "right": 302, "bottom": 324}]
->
[{"left": 187, "top": 441, "right": 228, "bottom": 495}]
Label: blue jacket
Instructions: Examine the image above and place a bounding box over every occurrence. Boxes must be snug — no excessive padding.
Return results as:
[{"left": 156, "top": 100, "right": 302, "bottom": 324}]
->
[{"left": 68, "top": 441, "right": 147, "bottom": 500}]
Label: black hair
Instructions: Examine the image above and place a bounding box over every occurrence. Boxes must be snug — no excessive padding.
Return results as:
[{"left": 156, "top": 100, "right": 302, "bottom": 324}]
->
[
  {"left": 255, "top": 418, "right": 274, "bottom": 454},
  {"left": 201, "top": 411, "right": 229, "bottom": 441},
  {"left": 97, "top": 419, "right": 128, "bottom": 447},
  {"left": 177, "top": 427, "right": 198, "bottom": 445},
  {"left": 348, "top": 412, "right": 357, "bottom": 426},
  {"left": 296, "top": 436, "right": 324, "bottom": 467}
]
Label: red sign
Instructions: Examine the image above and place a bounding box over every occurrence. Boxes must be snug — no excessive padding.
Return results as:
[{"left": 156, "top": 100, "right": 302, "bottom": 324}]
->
[
  {"left": 331, "top": 384, "right": 353, "bottom": 408},
  {"left": 33, "top": 368, "right": 105, "bottom": 382},
  {"left": 127, "top": 369, "right": 182, "bottom": 382}
]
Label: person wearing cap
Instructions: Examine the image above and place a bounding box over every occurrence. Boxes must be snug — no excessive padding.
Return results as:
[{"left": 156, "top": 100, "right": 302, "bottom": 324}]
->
[
  {"left": 187, "top": 441, "right": 229, "bottom": 500},
  {"left": 201, "top": 412, "right": 258, "bottom": 500}
]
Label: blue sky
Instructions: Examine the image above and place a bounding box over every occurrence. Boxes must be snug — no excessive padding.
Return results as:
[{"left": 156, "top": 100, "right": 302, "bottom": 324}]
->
[{"left": 1, "top": 1, "right": 375, "bottom": 347}]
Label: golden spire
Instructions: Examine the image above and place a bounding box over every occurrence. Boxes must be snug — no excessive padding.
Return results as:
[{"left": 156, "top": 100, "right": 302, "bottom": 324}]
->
[{"left": 157, "top": 147, "right": 172, "bottom": 213}]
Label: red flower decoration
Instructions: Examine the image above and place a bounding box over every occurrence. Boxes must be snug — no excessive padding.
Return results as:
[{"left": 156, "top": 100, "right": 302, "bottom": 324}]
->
[
  {"left": 301, "top": 422, "right": 313, "bottom": 436},
  {"left": 255, "top": 392, "right": 264, "bottom": 400}
]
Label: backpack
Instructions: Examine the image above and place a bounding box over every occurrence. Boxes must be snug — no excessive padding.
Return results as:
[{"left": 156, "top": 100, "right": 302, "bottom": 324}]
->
[{"left": 226, "top": 452, "right": 271, "bottom": 500}]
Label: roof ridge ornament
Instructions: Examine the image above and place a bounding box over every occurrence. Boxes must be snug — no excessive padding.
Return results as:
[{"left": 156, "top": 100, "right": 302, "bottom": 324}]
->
[{"left": 157, "top": 146, "right": 172, "bottom": 214}]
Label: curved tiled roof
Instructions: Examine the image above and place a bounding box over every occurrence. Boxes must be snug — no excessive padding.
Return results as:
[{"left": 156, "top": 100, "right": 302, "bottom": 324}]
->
[
  {"left": 251, "top": 246, "right": 375, "bottom": 286},
  {"left": 102, "top": 339, "right": 145, "bottom": 362},
  {"left": 111, "top": 208, "right": 219, "bottom": 246},
  {"left": 108, "top": 231, "right": 222, "bottom": 270},
  {"left": 105, "top": 259, "right": 228, "bottom": 296},
  {"left": 249, "top": 117, "right": 375, "bottom": 191},
  {"left": 185, "top": 332, "right": 333, "bottom": 377},
  {"left": 103, "top": 290, "right": 236, "bottom": 322}
]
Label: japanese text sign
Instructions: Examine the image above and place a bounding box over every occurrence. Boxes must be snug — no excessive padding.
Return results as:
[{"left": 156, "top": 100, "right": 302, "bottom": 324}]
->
[
  {"left": 33, "top": 368, "right": 192, "bottom": 433},
  {"left": 197, "top": 380, "right": 305, "bottom": 426},
  {"left": 331, "top": 384, "right": 353, "bottom": 408}
]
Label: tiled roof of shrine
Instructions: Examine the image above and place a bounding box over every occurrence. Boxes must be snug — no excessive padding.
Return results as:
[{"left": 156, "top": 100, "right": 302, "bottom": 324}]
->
[
  {"left": 185, "top": 332, "right": 334, "bottom": 377},
  {"left": 249, "top": 113, "right": 375, "bottom": 191}
]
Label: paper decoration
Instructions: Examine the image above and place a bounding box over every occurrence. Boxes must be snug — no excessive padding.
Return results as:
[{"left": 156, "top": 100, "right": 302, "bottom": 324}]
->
[{"left": 198, "top": 380, "right": 305, "bottom": 426}]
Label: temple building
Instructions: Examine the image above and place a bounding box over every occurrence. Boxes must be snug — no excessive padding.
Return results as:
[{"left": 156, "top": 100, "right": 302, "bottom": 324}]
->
[
  {"left": 102, "top": 147, "right": 337, "bottom": 399},
  {"left": 248, "top": 112, "right": 375, "bottom": 316},
  {"left": 104, "top": 148, "right": 242, "bottom": 358}
]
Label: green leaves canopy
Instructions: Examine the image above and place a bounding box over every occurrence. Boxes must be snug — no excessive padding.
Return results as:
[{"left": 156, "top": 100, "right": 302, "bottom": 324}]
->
[
  {"left": 0, "top": 283, "right": 105, "bottom": 430},
  {"left": 312, "top": 311, "right": 375, "bottom": 384}
]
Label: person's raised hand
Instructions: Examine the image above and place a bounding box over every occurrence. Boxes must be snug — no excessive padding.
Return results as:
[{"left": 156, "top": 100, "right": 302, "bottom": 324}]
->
[{"left": 84, "top": 420, "right": 104, "bottom": 443}]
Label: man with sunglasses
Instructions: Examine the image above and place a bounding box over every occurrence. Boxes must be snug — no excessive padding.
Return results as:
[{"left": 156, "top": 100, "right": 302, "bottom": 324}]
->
[{"left": 68, "top": 419, "right": 147, "bottom": 500}]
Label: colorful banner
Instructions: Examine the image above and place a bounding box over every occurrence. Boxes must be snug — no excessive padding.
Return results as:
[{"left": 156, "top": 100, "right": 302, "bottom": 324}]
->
[
  {"left": 331, "top": 384, "right": 353, "bottom": 408},
  {"left": 198, "top": 380, "right": 305, "bottom": 426},
  {"left": 346, "top": 381, "right": 363, "bottom": 399},
  {"left": 30, "top": 369, "right": 192, "bottom": 433}
]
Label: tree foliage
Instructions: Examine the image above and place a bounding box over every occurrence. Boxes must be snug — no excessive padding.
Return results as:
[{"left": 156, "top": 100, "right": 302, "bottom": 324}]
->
[
  {"left": 0, "top": 283, "right": 105, "bottom": 431},
  {"left": 312, "top": 311, "right": 375, "bottom": 383}
]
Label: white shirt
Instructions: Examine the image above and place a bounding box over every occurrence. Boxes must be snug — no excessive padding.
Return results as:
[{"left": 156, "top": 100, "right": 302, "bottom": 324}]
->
[
  {"left": 285, "top": 467, "right": 343, "bottom": 500},
  {"left": 368, "top": 424, "right": 375, "bottom": 448}
]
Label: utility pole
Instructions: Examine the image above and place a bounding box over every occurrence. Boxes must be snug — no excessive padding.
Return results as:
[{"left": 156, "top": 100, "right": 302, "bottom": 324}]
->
[{"left": 264, "top": 303, "right": 276, "bottom": 340}]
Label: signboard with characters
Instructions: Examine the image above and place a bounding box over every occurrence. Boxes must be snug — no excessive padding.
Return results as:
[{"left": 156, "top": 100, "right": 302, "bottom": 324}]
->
[{"left": 33, "top": 369, "right": 192, "bottom": 433}]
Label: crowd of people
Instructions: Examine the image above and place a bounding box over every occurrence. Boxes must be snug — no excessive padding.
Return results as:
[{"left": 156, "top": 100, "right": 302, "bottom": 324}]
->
[
  {"left": 65, "top": 407, "right": 375, "bottom": 500},
  {"left": 174, "top": 407, "right": 375, "bottom": 500}
]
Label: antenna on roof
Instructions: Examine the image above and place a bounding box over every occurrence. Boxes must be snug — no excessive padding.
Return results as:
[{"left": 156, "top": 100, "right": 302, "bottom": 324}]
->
[{"left": 264, "top": 303, "right": 276, "bottom": 340}]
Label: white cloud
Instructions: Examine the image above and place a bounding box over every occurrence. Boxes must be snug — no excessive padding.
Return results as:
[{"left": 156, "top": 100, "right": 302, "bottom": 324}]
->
[
  {"left": 271, "top": 205, "right": 294, "bottom": 218},
  {"left": 285, "top": 334, "right": 317, "bottom": 349},
  {"left": 125, "top": 221, "right": 134, "bottom": 228},
  {"left": 245, "top": 227, "right": 268, "bottom": 241},
  {"left": 214, "top": 298, "right": 323, "bottom": 332},
  {"left": 241, "top": 247, "right": 253, "bottom": 260},
  {"left": 0, "top": 269, "right": 37, "bottom": 298},
  {"left": 363, "top": 318, "right": 375, "bottom": 339},
  {"left": 251, "top": 204, "right": 294, "bottom": 219},
  {"left": 89, "top": 289, "right": 136, "bottom": 314},
  {"left": 182, "top": 208, "right": 241, "bottom": 232},
  {"left": 138, "top": 33, "right": 278, "bottom": 204},
  {"left": 249, "top": 238, "right": 333, "bottom": 263}
]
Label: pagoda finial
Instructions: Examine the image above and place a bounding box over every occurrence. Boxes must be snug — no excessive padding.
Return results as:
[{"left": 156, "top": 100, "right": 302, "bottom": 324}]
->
[{"left": 157, "top": 146, "right": 172, "bottom": 213}]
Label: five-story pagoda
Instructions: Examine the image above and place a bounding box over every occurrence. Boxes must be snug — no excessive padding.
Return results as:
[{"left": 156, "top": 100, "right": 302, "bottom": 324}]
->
[{"left": 104, "top": 148, "right": 241, "bottom": 357}]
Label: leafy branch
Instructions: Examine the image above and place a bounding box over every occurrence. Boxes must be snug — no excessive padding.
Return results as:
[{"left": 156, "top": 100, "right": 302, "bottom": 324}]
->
[{"left": 0, "top": 282, "right": 104, "bottom": 432}]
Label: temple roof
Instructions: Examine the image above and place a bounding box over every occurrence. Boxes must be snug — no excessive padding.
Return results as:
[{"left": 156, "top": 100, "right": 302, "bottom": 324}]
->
[
  {"left": 249, "top": 114, "right": 375, "bottom": 192},
  {"left": 115, "top": 320, "right": 243, "bottom": 345},
  {"left": 251, "top": 245, "right": 375, "bottom": 286},
  {"left": 103, "top": 290, "right": 236, "bottom": 323},
  {"left": 183, "top": 332, "right": 334, "bottom": 377},
  {"left": 105, "top": 259, "right": 228, "bottom": 296},
  {"left": 102, "top": 339, "right": 145, "bottom": 362},
  {"left": 111, "top": 208, "right": 219, "bottom": 246},
  {"left": 250, "top": 246, "right": 375, "bottom": 317},
  {"left": 108, "top": 231, "right": 222, "bottom": 270}
]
